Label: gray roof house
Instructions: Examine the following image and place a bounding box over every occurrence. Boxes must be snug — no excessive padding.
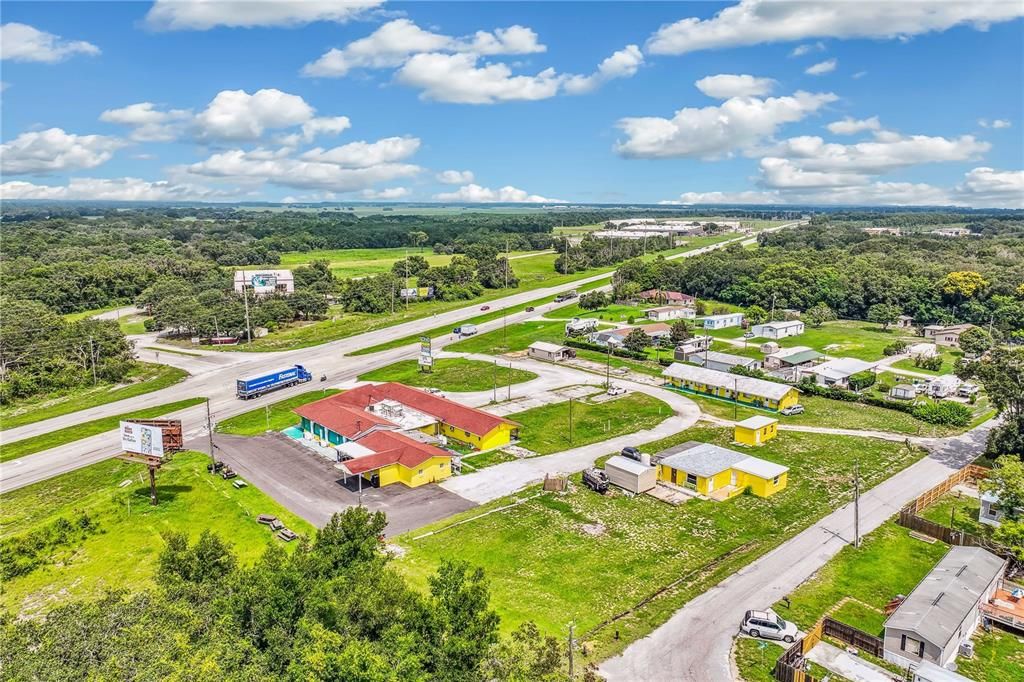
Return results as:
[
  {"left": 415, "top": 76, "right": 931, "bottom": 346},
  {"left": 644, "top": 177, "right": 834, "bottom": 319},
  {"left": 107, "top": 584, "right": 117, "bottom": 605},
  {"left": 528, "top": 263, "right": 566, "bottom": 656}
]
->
[
  {"left": 883, "top": 546, "right": 1005, "bottom": 669},
  {"left": 683, "top": 349, "right": 761, "bottom": 373}
]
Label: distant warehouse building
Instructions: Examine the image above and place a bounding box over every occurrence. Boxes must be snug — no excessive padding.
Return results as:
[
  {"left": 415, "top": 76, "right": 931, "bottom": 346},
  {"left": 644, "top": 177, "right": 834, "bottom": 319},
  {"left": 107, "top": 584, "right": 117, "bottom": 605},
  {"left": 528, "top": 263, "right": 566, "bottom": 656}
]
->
[{"left": 662, "top": 362, "right": 800, "bottom": 411}]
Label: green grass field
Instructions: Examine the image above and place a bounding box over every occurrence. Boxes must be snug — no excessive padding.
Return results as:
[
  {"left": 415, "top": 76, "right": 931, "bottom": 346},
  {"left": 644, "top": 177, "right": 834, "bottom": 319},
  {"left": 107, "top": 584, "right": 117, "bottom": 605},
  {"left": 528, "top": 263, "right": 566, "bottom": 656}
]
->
[
  {"left": 919, "top": 491, "right": 988, "bottom": 537},
  {"left": 0, "top": 397, "right": 206, "bottom": 462},
  {"left": 547, "top": 302, "right": 653, "bottom": 322},
  {"left": 216, "top": 388, "right": 341, "bottom": 436},
  {"left": 396, "top": 427, "right": 925, "bottom": 663},
  {"left": 447, "top": 320, "right": 568, "bottom": 355},
  {"left": 118, "top": 314, "right": 150, "bottom": 335},
  {"left": 775, "top": 321, "right": 918, "bottom": 361},
  {"left": 509, "top": 391, "right": 670, "bottom": 455},
  {"left": 0, "top": 363, "right": 189, "bottom": 430},
  {"left": 734, "top": 639, "right": 847, "bottom": 682},
  {"left": 956, "top": 627, "right": 1024, "bottom": 682},
  {"left": 891, "top": 348, "right": 963, "bottom": 376},
  {"left": 0, "top": 451, "right": 313, "bottom": 616},
  {"left": 358, "top": 358, "right": 537, "bottom": 393},
  {"left": 261, "top": 247, "right": 545, "bottom": 280}
]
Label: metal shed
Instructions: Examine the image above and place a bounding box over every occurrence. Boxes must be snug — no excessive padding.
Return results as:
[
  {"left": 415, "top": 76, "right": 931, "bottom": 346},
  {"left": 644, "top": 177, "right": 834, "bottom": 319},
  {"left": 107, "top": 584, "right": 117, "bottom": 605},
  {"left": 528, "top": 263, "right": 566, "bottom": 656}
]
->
[{"left": 604, "top": 455, "right": 657, "bottom": 494}]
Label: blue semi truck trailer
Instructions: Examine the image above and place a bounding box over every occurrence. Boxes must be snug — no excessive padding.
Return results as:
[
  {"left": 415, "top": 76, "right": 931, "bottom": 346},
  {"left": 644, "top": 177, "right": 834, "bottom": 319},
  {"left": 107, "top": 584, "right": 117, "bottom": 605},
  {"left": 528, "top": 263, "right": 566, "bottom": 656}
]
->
[{"left": 236, "top": 364, "right": 312, "bottom": 399}]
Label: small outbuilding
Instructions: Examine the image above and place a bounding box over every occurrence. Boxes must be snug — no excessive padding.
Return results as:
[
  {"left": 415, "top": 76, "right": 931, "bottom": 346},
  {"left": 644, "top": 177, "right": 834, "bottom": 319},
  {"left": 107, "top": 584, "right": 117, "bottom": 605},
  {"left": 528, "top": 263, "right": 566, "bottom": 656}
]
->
[
  {"left": 527, "top": 341, "right": 574, "bottom": 362},
  {"left": 604, "top": 455, "right": 657, "bottom": 494},
  {"left": 890, "top": 384, "right": 916, "bottom": 401},
  {"left": 734, "top": 415, "right": 779, "bottom": 446}
]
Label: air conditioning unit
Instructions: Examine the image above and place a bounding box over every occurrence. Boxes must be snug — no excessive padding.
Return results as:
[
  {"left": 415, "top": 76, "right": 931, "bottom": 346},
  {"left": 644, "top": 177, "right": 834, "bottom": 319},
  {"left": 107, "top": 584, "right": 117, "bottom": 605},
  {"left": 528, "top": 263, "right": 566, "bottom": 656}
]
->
[{"left": 959, "top": 640, "right": 975, "bottom": 658}]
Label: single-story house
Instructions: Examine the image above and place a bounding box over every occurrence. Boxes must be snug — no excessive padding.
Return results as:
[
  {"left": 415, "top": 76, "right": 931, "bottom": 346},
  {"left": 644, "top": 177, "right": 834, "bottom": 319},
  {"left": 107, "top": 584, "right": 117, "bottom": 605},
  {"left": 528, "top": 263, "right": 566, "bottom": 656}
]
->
[
  {"left": 296, "top": 382, "right": 519, "bottom": 460},
  {"left": 933, "top": 227, "right": 971, "bottom": 237},
  {"left": 760, "top": 341, "right": 780, "bottom": 355},
  {"left": 890, "top": 384, "right": 916, "bottom": 400},
  {"left": 750, "top": 320, "right": 805, "bottom": 339},
  {"left": 662, "top": 362, "right": 800, "bottom": 411},
  {"left": 978, "top": 490, "right": 1022, "bottom": 527},
  {"left": 528, "top": 341, "right": 574, "bottom": 362},
  {"left": 636, "top": 289, "right": 696, "bottom": 306},
  {"left": 896, "top": 315, "right": 915, "bottom": 329},
  {"left": 764, "top": 346, "right": 822, "bottom": 370},
  {"left": 804, "top": 357, "right": 875, "bottom": 388},
  {"left": 884, "top": 546, "right": 1005, "bottom": 669},
  {"left": 604, "top": 455, "right": 657, "bottom": 494},
  {"left": 734, "top": 415, "right": 778, "bottom": 446},
  {"left": 655, "top": 441, "right": 788, "bottom": 499},
  {"left": 673, "top": 335, "right": 712, "bottom": 359},
  {"left": 645, "top": 306, "right": 696, "bottom": 322},
  {"left": 684, "top": 349, "right": 760, "bottom": 373},
  {"left": 928, "top": 374, "right": 961, "bottom": 398},
  {"left": 233, "top": 269, "right": 294, "bottom": 296},
  {"left": 590, "top": 323, "right": 671, "bottom": 347},
  {"left": 922, "top": 324, "right": 976, "bottom": 348},
  {"left": 703, "top": 313, "right": 745, "bottom": 330}
]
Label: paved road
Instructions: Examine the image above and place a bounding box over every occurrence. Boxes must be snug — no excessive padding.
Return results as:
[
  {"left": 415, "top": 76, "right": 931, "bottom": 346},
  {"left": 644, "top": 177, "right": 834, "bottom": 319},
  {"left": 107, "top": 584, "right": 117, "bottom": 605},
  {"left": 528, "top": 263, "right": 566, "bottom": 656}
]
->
[
  {"left": 598, "top": 419, "right": 996, "bottom": 682},
  {"left": 1, "top": 224, "right": 800, "bottom": 492}
]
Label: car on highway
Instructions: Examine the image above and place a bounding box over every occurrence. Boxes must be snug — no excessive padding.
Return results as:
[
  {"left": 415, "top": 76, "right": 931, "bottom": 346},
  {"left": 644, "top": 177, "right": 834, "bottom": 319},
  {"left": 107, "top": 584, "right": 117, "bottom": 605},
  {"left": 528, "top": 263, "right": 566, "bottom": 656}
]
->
[
  {"left": 780, "top": 404, "right": 805, "bottom": 416},
  {"left": 480, "top": 305, "right": 491, "bottom": 311},
  {"left": 525, "top": 306, "right": 535, "bottom": 312},
  {"left": 740, "top": 609, "right": 798, "bottom": 643}
]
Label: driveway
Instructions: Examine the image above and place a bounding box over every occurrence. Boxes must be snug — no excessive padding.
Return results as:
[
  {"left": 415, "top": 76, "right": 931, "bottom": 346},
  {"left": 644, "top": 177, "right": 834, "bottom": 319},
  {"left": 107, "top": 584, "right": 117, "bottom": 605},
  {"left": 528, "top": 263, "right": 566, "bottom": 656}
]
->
[
  {"left": 196, "top": 433, "right": 476, "bottom": 536},
  {"left": 598, "top": 419, "right": 997, "bottom": 682}
]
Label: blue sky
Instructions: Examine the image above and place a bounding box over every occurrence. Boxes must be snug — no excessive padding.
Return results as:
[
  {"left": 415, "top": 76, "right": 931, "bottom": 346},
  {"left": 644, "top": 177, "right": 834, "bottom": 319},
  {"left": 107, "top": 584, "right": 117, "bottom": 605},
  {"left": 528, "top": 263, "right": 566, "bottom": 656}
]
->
[{"left": 1, "top": 1, "right": 1022, "bottom": 207}]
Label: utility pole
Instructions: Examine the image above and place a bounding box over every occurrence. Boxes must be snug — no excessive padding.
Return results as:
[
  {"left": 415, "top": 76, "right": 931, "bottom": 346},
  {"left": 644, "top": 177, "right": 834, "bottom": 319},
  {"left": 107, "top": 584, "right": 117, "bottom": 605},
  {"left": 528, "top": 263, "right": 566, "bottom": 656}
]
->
[
  {"left": 503, "top": 237, "right": 509, "bottom": 347},
  {"left": 242, "top": 285, "right": 253, "bottom": 344},
  {"left": 606, "top": 346, "right": 612, "bottom": 388},
  {"left": 507, "top": 363, "right": 512, "bottom": 401},
  {"left": 734, "top": 377, "right": 738, "bottom": 420},
  {"left": 568, "top": 622, "right": 576, "bottom": 681},
  {"left": 568, "top": 397, "right": 574, "bottom": 444},
  {"left": 492, "top": 360, "right": 497, "bottom": 403},
  {"left": 205, "top": 398, "right": 216, "bottom": 468},
  {"left": 853, "top": 460, "right": 861, "bottom": 548},
  {"left": 213, "top": 315, "right": 220, "bottom": 338},
  {"left": 87, "top": 337, "right": 97, "bottom": 385}
]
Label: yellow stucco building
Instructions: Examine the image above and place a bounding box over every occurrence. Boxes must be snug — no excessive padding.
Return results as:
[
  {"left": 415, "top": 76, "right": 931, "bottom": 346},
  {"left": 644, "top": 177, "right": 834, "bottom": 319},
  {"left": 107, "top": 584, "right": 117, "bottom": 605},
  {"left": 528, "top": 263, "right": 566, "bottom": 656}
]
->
[
  {"left": 656, "top": 442, "right": 789, "bottom": 500},
  {"left": 734, "top": 415, "right": 779, "bottom": 446},
  {"left": 662, "top": 362, "right": 800, "bottom": 411}
]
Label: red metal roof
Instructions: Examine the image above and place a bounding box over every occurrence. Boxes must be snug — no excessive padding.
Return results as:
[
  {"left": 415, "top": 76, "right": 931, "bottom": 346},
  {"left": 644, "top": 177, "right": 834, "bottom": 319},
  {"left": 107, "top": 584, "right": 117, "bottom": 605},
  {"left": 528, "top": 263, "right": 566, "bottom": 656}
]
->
[
  {"left": 293, "top": 398, "right": 394, "bottom": 439},
  {"left": 336, "top": 382, "right": 518, "bottom": 436},
  {"left": 340, "top": 431, "right": 451, "bottom": 474},
  {"left": 638, "top": 289, "right": 695, "bottom": 303}
]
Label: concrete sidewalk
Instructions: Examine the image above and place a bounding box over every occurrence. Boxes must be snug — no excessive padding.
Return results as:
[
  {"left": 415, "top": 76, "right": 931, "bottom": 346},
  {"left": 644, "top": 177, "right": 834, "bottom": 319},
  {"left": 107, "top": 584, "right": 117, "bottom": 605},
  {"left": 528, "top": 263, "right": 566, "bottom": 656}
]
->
[{"left": 807, "top": 641, "right": 898, "bottom": 682}]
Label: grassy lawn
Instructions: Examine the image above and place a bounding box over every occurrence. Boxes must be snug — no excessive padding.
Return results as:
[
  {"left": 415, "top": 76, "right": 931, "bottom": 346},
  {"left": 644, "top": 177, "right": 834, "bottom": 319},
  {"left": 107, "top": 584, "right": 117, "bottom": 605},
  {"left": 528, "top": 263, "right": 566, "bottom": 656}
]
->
[
  {"left": 776, "top": 321, "right": 917, "bottom": 361},
  {"left": 956, "top": 627, "right": 1024, "bottom": 682},
  {"left": 216, "top": 389, "right": 341, "bottom": 436},
  {"left": 546, "top": 302, "right": 651, "bottom": 322},
  {"left": 0, "top": 397, "right": 206, "bottom": 463},
  {"left": 734, "top": 638, "right": 847, "bottom": 682},
  {"left": 396, "top": 427, "right": 925, "bottom": 664},
  {"left": 461, "top": 449, "right": 519, "bottom": 470},
  {"left": 263, "top": 247, "right": 542, "bottom": 280},
  {"left": 891, "top": 348, "right": 963, "bottom": 376},
  {"left": 771, "top": 520, "right": 949, "bottom": 634},
  {"left": 448, "top": 320, "right": 568, "bottom": 355},
  {"left": 63, "top": 305, "right": 119, "bottom": 321},
  {"left": 0, "top": 363, "right": 189, "bottom": 430},
  {"left": 0, "top": 451, "right": 313, "bottom": 617},
  {"left": 509, "top": 392, "right": 670, "bottom": 455},
  {"left": 119, "top": 314, "right": 150, "bottom": 335},
  {"left": 358, "top": 358, "right": 537, "bottom": 393},
  {"left": 144, "top": 345, "right": 202, "bottom": 357},
  {"left": 711, "top": 339, "right": 765, "bottom": 360},
  {"left": 919, "top": 491, "right": 988, "bottom": 537}
]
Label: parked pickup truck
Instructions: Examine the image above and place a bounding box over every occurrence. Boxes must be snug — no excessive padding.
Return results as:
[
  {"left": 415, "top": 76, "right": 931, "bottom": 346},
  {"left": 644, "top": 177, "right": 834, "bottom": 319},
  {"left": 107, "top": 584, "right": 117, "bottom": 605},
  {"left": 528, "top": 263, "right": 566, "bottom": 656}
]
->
[{"left": 236, "top": 364, "right": 312, "bottom": 400}]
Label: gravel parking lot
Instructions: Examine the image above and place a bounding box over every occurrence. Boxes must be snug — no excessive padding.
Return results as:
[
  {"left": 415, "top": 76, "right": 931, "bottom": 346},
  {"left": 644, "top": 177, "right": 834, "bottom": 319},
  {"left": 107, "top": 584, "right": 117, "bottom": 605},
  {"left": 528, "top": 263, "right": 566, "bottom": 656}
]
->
[{"left": 190, "top": 433, "right": 477, "bottom": 536}]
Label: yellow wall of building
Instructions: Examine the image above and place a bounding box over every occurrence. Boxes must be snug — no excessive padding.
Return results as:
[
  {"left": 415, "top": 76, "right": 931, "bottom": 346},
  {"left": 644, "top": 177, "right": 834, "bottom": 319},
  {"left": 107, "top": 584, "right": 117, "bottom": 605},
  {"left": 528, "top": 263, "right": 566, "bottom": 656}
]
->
[
  {"left": 658, "top": 464, "right": 788, "bottom": 498},
  {"left": 431, "top": 421, "right": 515, "bottom": 450},
  {"left": 734, "top": 422, "right": 778, "bottom": 446},
  {"left": 362, "top": 456, "right": 452, "bottom": 488},
  {"left": 667, "top": 378, "right": 800, "bottom": 412},
  {"left": 741, "top": 471, "right": 788, "bottom": 497}
]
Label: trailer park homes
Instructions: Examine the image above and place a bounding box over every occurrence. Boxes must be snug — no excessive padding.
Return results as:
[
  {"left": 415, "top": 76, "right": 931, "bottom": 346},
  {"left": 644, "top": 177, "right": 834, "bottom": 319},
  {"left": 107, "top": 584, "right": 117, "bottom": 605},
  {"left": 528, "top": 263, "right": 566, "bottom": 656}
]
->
[
  {"left": 293, "top": 383, "right": 518, "bottom": 487},
  {"left": 663, "top": 362, "right": 801, "bottom": 411}
]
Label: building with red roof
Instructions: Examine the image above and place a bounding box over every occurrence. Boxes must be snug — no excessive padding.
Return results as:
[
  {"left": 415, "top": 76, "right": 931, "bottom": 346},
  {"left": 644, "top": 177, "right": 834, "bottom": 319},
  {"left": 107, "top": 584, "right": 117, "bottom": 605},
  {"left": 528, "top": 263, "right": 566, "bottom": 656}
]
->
[
  {"left": 292, "top": 383, "right": 520, "bottom": 488},
  {"left": 636, "top": 289, "right": 696, "bottom": 306}
]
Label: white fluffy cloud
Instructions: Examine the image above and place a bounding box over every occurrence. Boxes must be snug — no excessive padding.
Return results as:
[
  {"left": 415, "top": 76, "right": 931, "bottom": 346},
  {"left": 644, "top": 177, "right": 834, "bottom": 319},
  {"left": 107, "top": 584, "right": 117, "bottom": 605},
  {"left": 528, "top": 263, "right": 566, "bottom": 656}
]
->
[
  {"left": 99, "top": 102, "right": 193, "bottom": 142},
  {"left": 660, "top": 190, "right": 783, "bottom": 205},
  {"left": 302, "top": 19, "right": 545, "bottom": 77},
  {"left": 434, "top": 183, "right": 564, "bottom": 203},
  {"left": 955, "top": 167, "right": 1024, "bottom": 208},
  {"left": 436, "top": 169, "right": 475, "bottom": 184},
  {"left": 790, "top": 41, "right": 825, "bottom": 57},
  {"left": 646, "top": 0, "right": 1024, "bottom": 55},
  {"left": 694, "top": 74, "right": 776, "bottom": 98},
  {"left": 1, "top": 128, "right": 124, "bottom": 175},
  {"left": 0, "top": 176, "right": 233, "bottom": 201},
  {"left": 396, "top": 53, "right": 563, "bottom": 104},
  {"left": 826, "top": 116, "right": 881, "bottom": 135},
  {"left": 145, "top": 0, "right": 382, "bottom": 31},
  {"left": 361, "top": 187, "right": 410, "bottom": 199},
  {"left": 1, "top": 23, "right": 100, "bottom": 63},
  {"left": 615, "top": 90, "right": 837, "bottom": 159},
  {"left": 299, "top": 136, "right": 420, "bottom": 168},
  {"left": 563, "top": 45, "right": 644, "bottom": 95},
  {"left": 978, "top": 118, "right": 1012, "bottom": 129},
  {"left": 195, "top": 89, "right": 315, "bottom": 141},
  {"left": 760, "top": 133, "right": 990, "bottom": 178},
  {"left": 805, "top": 58, "right": 837, "bottom": 75}
]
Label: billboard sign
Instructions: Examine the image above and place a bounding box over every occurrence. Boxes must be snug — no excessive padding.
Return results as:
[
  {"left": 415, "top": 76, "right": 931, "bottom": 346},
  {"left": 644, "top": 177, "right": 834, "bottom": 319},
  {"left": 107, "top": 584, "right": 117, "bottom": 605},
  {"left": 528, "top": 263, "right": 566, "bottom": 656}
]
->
[
  {"left": 418, "top": 335, "right": 432, "bottom": 369},
  {"left": 120, "top": 421, "right": 165, "bottom": 458},
  {"left": 250, "top": 273, "right": 277, "bottom": 292}
]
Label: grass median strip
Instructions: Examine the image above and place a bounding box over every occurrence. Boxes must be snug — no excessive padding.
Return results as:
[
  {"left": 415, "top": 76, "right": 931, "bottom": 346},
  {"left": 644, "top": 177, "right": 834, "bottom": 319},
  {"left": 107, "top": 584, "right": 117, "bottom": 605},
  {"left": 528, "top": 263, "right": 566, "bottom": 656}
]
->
[
  {"left": 0, "top": 397, "right": 206, "bottom": 463},
  {"left": 359, "top": 358, "right": 537, "bottom": 392},
  {"left": 216, "top": 389, "right": 341, "bottom": 436}
]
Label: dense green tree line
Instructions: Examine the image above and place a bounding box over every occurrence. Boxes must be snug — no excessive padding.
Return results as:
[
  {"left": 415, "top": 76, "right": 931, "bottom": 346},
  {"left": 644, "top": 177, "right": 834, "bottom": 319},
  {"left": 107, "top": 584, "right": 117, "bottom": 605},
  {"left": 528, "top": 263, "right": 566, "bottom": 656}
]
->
[
  {"left": 0, "top": 508, "right": 563, "bottom": 682},
  {"left": 553, "top": 234, "right": 675, "bottom": 275},
  {"left": 612, "top": 223, "right": 1024, "bottom": 337}
]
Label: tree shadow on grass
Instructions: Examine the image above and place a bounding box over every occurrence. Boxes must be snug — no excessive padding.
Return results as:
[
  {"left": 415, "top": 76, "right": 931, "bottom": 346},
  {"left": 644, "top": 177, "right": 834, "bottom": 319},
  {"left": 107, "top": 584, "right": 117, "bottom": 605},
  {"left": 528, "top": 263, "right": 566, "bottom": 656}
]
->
[{"left": 128, "top": 485, "right": 193, "bottom": 505}]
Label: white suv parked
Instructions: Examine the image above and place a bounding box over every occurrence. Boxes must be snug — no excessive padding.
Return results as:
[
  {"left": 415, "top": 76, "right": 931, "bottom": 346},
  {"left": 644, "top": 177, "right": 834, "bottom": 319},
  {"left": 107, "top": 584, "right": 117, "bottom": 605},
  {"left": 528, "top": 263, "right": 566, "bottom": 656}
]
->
[{"left": 740, "top": 609, "right": 799, "bottom": 643}]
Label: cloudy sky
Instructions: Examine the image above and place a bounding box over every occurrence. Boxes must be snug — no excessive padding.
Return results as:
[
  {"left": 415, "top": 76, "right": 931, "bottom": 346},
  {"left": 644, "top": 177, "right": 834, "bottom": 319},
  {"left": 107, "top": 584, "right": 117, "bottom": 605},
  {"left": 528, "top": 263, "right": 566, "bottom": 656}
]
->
[{"left": 1, "top": 0, "right": 1022, "bottom": 207}]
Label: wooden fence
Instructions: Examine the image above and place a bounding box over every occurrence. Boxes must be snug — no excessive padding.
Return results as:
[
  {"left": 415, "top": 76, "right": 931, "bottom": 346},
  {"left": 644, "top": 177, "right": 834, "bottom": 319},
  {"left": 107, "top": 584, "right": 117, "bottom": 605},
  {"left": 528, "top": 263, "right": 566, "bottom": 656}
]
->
[
  {"left": 822, "top": 617, "right": 884, "bottom": 658},
  {"left": 904, "top": 464, "right": 989, "bottom": 514},
  {"left": 772, "top": 637, "right": 818, "bottom": 682}
]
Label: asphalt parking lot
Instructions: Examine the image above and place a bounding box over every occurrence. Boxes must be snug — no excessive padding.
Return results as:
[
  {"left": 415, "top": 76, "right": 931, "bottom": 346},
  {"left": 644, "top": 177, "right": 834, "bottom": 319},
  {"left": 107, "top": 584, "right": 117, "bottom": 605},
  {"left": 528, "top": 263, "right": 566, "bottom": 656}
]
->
[{"left": 191, "top": 433, "right": 477, "bottom": 536}]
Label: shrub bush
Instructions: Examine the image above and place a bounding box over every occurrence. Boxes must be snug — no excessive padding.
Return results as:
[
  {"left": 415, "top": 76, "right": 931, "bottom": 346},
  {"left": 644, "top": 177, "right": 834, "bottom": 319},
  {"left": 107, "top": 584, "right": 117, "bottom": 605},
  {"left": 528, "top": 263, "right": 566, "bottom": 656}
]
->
[
  {"left": 563, "top": 338, "right": 648, "bottom": 361},
  {"left": 883, "top": 340, "right": 908, "bottom": 356},
  {"left": 912, "top": 401, "right": 972, "bottom": 426},
  {"left": 848, "top": 370, "right": 877, "bottom": 392}
]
